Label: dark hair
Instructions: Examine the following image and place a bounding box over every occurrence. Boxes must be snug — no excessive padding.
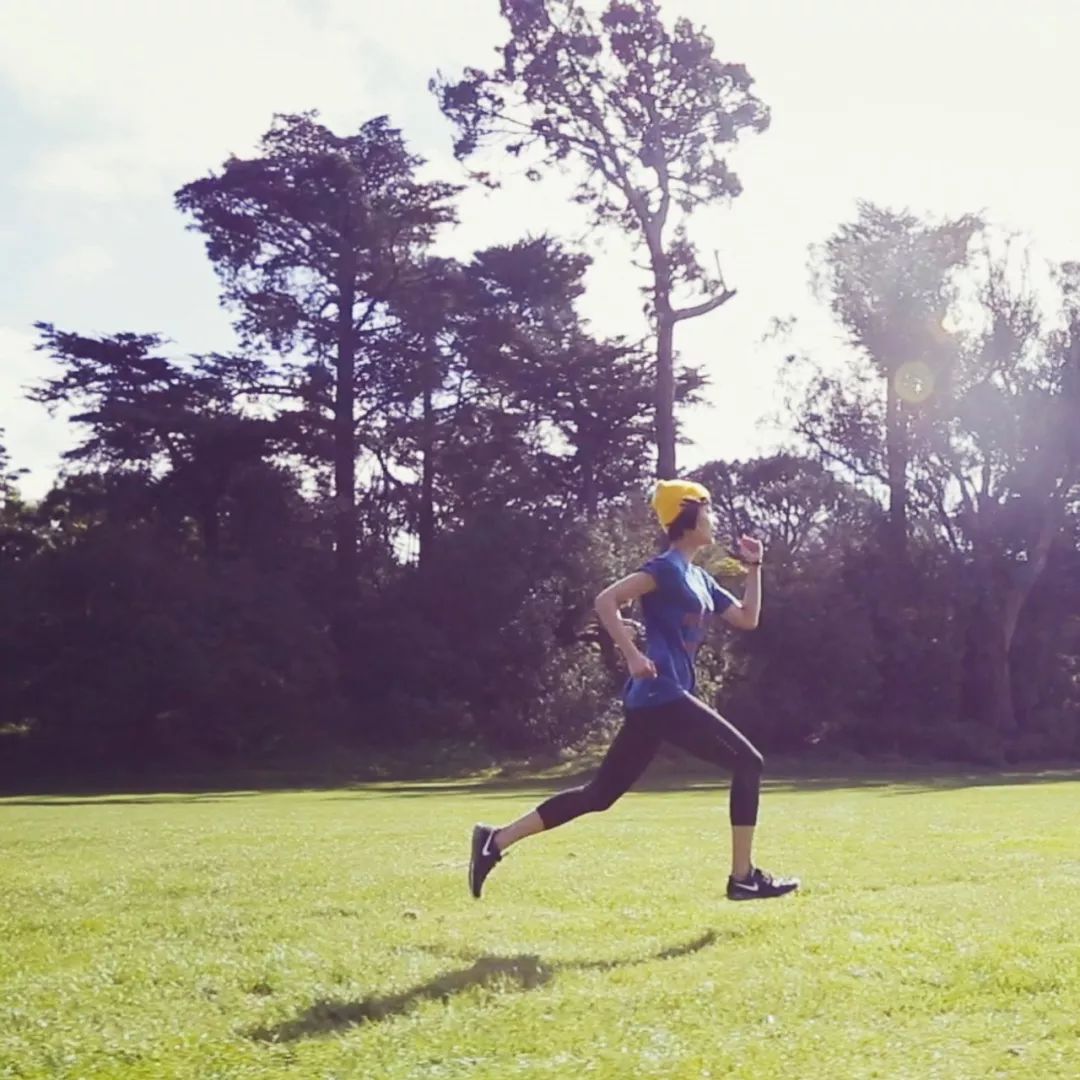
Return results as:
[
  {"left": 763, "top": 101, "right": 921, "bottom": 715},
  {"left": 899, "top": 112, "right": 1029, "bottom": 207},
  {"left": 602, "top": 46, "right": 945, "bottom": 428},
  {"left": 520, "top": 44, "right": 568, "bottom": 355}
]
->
[{"left": 666, "top": 499, "right": 705, "bottom": 542}]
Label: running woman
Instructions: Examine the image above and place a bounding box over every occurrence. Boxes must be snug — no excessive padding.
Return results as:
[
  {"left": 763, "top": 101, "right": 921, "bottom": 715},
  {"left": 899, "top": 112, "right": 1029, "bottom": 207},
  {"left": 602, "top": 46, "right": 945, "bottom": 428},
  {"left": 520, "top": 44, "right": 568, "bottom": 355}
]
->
[{"left": 469, "top": 479, "right": 799, "bottom": 902}]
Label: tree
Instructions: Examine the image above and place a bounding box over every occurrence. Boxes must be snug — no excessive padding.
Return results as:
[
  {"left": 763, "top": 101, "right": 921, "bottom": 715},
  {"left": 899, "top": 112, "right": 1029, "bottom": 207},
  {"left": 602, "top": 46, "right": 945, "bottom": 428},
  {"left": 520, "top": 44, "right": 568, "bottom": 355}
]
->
[
  {"left": 0, "top": 433, "right": 20, "bottom": 499},
  {"left": 175, "top": 113, "right": 458, "bottom": 584},
  {"left": 7, "top": 333, "right": 341, "bottom": 765},
  {"left": 434, "top": 0, "right": 768, "bottom": 478},
  {"left": 796, "top": 223, "right": 1080, "bottom": 742},
  {"left": 919, "top": 257, "right": 1080, "bottom": 737},
  {"left": 30, "top": 325, "right": 287, "bottom": 559},
  {"left": 451, "top": 236, "right": 668, "bottom": 517},
  {"left": 696, "top": 453, "right": 871, "bottom": 562},
  {"left": 810, "top": 202, "right": 981, "bottom": 565},
  {"left": 2, "top": 499, "right": 340, "bottom": 767},
  {"left": 385, "top": 236, "right": 685, "bottom": 565},
  {"left": 798, "top": 205, "right": 980, "bottom": 739},
  {"left": 0, "top": 432, "right": 35, "bottom": 564}
]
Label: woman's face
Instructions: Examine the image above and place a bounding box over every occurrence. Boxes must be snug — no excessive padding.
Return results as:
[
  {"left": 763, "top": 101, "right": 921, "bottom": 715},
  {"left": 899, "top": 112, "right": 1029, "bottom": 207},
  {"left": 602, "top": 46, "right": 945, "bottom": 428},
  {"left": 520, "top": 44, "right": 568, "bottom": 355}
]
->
[{"left": 692, "top": 501, "right": 715, "bottom": 544}]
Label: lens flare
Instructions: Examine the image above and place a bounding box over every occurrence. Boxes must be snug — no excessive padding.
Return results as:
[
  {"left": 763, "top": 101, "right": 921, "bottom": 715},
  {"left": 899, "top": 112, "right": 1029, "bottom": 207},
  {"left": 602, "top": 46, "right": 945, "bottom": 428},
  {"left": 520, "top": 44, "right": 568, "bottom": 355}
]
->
[{"left": 894, "top": 360, "right": 935, "bottom": 404}]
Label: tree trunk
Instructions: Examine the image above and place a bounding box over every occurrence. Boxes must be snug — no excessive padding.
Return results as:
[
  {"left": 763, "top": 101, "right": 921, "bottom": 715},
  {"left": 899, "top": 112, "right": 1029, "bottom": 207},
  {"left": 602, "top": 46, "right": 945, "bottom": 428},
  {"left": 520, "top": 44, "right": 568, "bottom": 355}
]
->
[
  {"left": 984, "top": 621, "right": 1015, "bottom": 732},
  {"left": 418, "top": 354, "right": 436, "bottom": 568},
  {"left": 875, "top": 374, "right": 912, "bottom": 731},
  {"left": 200, "top": 499, "right": 220, "bottom": 560},
  {"left": 964, "top": 594, "right": 1016, "bottom": 734},
  {"left": 961, "top": 488, "right": 1068, "bottom": 737},
  {"left": 334, "top": 268, "right": 357, "bottom": 586},
  {"left": 1003, "top": 498, "right": 1063, "bottom": 652},
  {"left": 884, "top": 375, "right": 909, "bottom": 565},
  {"left": 644, "top": 208, "right": 678, "bottom": 479},
  {"left": 580, "top": 455, "right": 597, "bottom": 521},
  {"left": 995, "top": 494, "right": 1068, "bottom": 730},
  {"left": 655, "top": 309, "right": 676, "bottom": 480}
]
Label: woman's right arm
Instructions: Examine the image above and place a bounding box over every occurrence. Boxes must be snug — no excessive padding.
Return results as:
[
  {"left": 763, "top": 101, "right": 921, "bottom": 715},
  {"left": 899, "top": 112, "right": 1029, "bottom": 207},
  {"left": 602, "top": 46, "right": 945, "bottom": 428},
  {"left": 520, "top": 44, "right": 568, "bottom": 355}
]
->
[{"left": 594, "top": 572, "right": 658, "bottom": 680}]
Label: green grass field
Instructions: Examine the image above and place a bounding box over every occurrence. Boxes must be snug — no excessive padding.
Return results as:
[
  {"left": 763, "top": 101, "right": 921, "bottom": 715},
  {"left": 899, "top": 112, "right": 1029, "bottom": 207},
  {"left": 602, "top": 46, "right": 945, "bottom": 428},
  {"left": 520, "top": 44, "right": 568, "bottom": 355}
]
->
[{"left": 3, "top": 769, "right": 1080, "bottom": 1079}]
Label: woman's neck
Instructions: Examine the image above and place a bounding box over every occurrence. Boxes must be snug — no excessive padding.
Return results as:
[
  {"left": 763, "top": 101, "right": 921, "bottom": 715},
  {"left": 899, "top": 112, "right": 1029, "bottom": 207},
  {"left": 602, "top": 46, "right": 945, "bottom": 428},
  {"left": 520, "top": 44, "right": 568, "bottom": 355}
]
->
[{"left": 670, "top": 538, "right": 703, "bottom": 562}]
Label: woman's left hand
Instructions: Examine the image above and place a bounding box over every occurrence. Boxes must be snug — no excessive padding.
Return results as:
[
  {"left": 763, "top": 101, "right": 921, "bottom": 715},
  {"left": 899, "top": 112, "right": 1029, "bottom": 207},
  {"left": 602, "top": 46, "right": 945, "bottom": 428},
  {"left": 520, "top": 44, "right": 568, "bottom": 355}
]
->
[{"left": 737, "top": 535, "right": 764, "bottom": 565}]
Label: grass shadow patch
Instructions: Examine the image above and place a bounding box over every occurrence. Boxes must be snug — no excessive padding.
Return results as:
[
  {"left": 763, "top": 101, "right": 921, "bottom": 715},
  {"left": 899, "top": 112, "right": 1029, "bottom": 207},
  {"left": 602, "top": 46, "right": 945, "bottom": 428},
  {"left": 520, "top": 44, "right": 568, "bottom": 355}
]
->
[
  {"left": 249, "top": 930, "right": 721, "bottom": 1043},
  {"left": 248, "top": 955, "right": 552, "bottom": 1042}
]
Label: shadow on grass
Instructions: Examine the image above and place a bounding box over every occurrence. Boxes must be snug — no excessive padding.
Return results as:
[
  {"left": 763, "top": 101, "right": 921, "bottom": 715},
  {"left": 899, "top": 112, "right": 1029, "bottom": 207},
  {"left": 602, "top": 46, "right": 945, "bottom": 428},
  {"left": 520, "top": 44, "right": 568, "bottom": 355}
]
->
[
  {"left": 247, "top": 931, "right": 718, "bottom": 1043},
  {"left": 422, "top": 929, "right": 724, "bottom": 973}
]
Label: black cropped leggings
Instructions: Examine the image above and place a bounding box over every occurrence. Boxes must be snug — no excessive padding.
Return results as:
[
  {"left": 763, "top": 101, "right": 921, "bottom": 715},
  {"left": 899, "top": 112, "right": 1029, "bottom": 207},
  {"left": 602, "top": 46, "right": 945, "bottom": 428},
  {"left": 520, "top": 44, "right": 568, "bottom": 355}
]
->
[{"left": 537, "top": 695, "right": 764, "bottom": 829}]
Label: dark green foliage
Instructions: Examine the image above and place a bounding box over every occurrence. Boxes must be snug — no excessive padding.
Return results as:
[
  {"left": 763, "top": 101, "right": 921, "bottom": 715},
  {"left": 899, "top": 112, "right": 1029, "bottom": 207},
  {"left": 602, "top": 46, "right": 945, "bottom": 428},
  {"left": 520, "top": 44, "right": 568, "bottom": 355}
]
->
[{"left": 0, "top": 475, "right": 341, "bottom": 769}]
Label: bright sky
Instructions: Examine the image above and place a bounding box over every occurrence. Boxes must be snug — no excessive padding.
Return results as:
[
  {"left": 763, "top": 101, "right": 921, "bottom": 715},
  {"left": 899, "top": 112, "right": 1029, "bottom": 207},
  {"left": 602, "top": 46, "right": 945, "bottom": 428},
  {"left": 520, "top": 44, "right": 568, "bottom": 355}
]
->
[{"left": 2, "top": 0, "right": 1079, "bottom": 498}]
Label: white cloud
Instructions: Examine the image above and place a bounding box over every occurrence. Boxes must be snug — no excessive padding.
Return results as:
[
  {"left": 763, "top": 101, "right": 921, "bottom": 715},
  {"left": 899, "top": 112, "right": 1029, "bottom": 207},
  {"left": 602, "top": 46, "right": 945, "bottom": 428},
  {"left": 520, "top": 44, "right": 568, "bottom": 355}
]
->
[
  {"left": 25, "top": 141, "right": 165, "bottom": 200},
  {"left": 0, "top": 0, "right": 385, "bottom": 199},
  {"left": 50, "top": 245, "right": 115, "bottom": 281},
  {"left": 0, "top": 0, "right": 507, "bottom": 200}
]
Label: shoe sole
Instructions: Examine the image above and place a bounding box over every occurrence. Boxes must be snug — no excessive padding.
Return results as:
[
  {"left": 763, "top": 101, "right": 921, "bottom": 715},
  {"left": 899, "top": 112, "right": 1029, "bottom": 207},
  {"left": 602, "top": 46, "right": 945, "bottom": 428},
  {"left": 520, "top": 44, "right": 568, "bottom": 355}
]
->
[{"left": 727, "top": 884, "right": 800, "bottom": 902}]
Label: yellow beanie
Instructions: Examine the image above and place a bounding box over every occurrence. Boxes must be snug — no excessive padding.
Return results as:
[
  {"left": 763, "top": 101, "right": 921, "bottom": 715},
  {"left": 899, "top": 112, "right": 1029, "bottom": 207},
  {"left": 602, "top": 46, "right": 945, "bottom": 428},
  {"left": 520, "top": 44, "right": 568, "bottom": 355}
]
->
[{"left": 651, "top": 479, "right": 711, "bottom": 528}]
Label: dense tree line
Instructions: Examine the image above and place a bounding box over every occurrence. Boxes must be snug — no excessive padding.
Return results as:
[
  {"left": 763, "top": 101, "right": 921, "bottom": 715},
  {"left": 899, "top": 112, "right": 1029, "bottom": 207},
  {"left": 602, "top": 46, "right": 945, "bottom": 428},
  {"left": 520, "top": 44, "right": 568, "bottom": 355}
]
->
[{"left": 2, "top": 0, "right": 1078, "bottom": 775}]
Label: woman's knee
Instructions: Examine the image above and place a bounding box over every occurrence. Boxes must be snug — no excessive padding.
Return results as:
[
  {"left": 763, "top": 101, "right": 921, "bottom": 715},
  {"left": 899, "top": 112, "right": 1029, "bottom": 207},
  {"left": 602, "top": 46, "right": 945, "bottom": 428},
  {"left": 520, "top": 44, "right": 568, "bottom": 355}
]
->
[
  {"left": 738, "top": 746, "right": 765, "bottom": 778},
  {"left": 582, "top": 781, "right": 621, "bottom": 813}
]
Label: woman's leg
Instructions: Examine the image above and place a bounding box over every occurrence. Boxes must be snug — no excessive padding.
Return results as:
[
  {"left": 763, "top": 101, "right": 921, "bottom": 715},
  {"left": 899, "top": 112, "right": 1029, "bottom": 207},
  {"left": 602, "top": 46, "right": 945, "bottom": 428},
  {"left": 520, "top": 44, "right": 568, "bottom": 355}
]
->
[
  {"left": 469, "top": 711, "right": 661, "bottom": 897},
  {"left": 497, "top": 713, "right": 661, "bottom": 851},
  {"left": 655, "top": 695, "right": 765, "bottom": 879}
]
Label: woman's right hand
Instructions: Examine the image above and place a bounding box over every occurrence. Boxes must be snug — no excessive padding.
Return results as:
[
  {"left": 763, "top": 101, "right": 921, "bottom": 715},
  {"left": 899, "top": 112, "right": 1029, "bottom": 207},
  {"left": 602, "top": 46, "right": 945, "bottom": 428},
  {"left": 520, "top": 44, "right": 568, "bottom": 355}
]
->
[{"left": 627, "top": 649, "right": 658, "bottom": 680}]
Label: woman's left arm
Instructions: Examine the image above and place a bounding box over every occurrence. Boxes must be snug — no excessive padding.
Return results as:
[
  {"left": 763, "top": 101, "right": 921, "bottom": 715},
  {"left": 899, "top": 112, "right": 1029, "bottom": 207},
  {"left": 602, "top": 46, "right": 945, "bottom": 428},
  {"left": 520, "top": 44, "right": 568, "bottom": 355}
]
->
[{"left": 720, "top": 536, "right": 763, "bottom": 632}]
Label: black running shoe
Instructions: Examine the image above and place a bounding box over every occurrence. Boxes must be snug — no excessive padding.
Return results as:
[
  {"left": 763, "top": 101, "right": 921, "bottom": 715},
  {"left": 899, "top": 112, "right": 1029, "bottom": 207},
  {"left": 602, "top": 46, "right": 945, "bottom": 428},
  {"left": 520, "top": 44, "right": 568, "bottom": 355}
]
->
[
  {"left": 726, "top": 866, "right": 799, "bottom": 901},
  {"left": 469, "top": 824, "right": 502, "bottom": 899}
]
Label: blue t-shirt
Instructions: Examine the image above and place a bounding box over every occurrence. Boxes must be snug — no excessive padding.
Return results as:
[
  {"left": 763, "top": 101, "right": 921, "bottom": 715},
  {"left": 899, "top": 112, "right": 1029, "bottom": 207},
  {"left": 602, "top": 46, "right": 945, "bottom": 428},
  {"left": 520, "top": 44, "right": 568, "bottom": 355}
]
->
[{"left": 624, "top": 549, "right": 737, "bottom": 709}]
